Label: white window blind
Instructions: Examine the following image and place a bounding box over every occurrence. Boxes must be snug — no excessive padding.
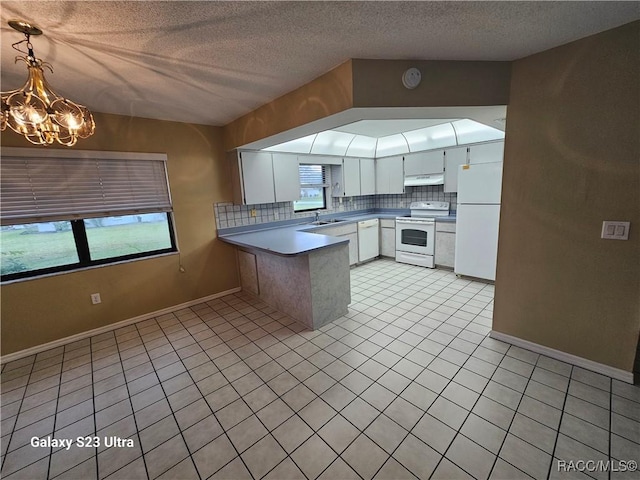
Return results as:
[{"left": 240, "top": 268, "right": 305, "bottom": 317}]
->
[
  {"left": 299, "top": 164, "right": 327, "bottom": 187},
  {"left": 1, "top": 148, "right": 171, "bottom": 225}
]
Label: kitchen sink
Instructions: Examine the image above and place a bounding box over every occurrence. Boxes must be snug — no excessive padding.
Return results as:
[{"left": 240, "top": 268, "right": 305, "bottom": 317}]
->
[{"left": 311, "top": 219, "right": 345, "bottom": 225}]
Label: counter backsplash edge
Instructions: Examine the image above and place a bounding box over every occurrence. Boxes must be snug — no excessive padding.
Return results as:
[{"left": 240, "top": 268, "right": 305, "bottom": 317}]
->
[{"left": 215, "top": 185, "right": 457, "bottom": 231}]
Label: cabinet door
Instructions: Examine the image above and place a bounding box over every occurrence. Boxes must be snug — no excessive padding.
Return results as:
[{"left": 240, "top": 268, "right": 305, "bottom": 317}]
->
[
  {"left": 435, "top": 231, "right": 455, "bottom": 268},
  {"left": 469, "top": 141, "right": 504, "bottom": 164},
  {"left": 345, "top": 232, "right": 359, "bottom": 265},
  {"left": 342, "top": 158, "right": 361, "bottom": 197},
  {"left": 405, "top": 150, "right": 444, "bottom": 176},
  {"left": 272, "top": 153, "right": 300, "bottom": 202},
  {"left": 376, "top": 156, "right": 404, "bottom": 194},
  {"left": 443, "top": 147, "right": 468, "bottom": 193},
  {"left": 387, "top": 156, "right": 405, "bottom": 194},
  {"left": 360, "top": 158, "right": 376, "bottom": 195},
  {"left": 241, "top": 152, "right": 275, "bottom": 204},
  {"left": 380, "top": 227, "right": 396, "bottom": 257}
]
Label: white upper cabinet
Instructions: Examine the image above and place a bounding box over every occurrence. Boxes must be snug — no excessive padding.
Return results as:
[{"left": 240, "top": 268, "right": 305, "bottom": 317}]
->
[
  {"left": 343, "top": 158, "right": 361, "bottom": 197},
  {"left": 272, "top": 153, "right": 300, "bottom": 202},
  {"left": 443, "top": 147, "right": 468, "bottom": 193},
  {"left": 235, "top": 151, "right": 300, "bottom": 205},
  {"left": 240, "top": 151, "right": 276, "bottom": 204},
  {"left": 331, "top": 158, "right": 361, "bottom": 197},
  {"left": 468, "top": 141, "right": 504, "bottom": 164},
  {"left": 404, "top": 150, "right": 445, "bottom": 176},
  {"left": 360, "top": 158, "right": 376, "bottom": 195},
  {"left": 375, "top": 156, "right": 404, "bottom": 194}
]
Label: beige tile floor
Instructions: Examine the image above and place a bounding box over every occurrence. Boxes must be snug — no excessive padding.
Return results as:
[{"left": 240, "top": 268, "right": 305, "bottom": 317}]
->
[{"left": 1, "top": 259, "right": 639, "bottom": 480}]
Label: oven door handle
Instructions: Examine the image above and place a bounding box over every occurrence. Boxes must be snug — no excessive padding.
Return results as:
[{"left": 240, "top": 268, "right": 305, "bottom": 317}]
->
[{"left": 396, "top": 219, "right": 433, "bottom": 225}]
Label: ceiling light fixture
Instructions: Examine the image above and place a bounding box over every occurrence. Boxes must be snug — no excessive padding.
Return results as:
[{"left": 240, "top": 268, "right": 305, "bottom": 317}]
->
[{"left": 1, "top": 20, "right": 95, "bottom": 146}]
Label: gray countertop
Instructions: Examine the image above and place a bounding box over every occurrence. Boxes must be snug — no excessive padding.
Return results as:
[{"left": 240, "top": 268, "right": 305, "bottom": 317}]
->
[
  {"left": 219, "top": 226, "right": 348, "bottom": 256},
  {"left": 219, "top": 211, "right": 456, "bottom": 256}
]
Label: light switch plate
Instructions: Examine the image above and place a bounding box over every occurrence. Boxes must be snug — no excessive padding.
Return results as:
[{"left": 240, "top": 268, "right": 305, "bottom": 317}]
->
[{"left": 601, "top": 221, "right": 630, "bottom": 240}]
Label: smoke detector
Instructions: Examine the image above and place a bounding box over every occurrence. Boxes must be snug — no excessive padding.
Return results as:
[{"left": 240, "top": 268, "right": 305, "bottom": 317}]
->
[{"left": 402, "top": 68, "right": 422, "bottom": 89}]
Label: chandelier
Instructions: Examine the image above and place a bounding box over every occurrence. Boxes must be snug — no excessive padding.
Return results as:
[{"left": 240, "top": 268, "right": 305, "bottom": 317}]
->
[{"left": 1, "top": 20, "right": 95, "bottom": 146}]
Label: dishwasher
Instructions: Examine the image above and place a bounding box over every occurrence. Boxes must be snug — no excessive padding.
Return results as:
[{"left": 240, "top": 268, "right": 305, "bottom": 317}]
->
[{"left": 358, "top": 218, "right": 380, "bottom": 262}]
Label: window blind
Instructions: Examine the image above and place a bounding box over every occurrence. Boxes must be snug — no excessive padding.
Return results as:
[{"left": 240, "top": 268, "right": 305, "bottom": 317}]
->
[
  {"left": 1, "top": 148, "right": 171, "bottom": 226},
  {"left": 299, "top": 164, "right": 327, "bottom": 187}
]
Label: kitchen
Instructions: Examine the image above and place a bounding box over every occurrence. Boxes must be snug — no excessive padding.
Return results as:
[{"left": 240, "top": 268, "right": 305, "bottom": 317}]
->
[
  {"left": 218, "top": 114, "right": 506, "bottom": 329},
  {"left": 0, "top": 3, "right": 637, "bottom": 479}
]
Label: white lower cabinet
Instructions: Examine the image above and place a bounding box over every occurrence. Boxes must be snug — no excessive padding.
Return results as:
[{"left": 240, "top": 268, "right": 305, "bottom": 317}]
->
[
  {"left": 345, "top": 232, "right": 359, "bottom": 265},
  {"left": 379, "top": 219, "right": 396, "bottom": 257},
  {"left": 435, "top": 222, "right": 456, "bottom": 268},
  {"left": 315, "top": 223, "right": 359, "bottom": 266}
]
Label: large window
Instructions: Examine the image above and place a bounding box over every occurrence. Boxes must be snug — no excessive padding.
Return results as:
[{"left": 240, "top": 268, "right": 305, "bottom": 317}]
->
[
  {"left": 1, "top": 148, "right": 176, "bottom": 281},
  {"left": 293, "top": 164, "right": 327, "bottom": 212}
]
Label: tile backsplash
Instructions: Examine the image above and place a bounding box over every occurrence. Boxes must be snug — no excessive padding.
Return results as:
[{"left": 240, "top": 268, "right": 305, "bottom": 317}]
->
[
  {"left": 377, "top": 185, "right": 457, "bottom": 210},
  {"left": 214, "top": 185, "right": 456, "bottom": 230}
]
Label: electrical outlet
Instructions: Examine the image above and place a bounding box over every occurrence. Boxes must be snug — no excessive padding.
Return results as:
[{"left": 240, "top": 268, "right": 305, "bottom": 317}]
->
[
  {"left": 601, "top": 221, "right": 630, "bottom": 240},
  {"left": 274, "top": 211, "right": 279, "bottom": 220},
  {"left": 90, "top": 293, "right": 101, "bottom": 305},
  {"left": 250, "top": 209, "right": 257, "bottom": 218}
]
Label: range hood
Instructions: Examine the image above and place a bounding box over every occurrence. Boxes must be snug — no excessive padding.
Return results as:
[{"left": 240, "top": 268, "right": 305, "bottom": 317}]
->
[{"left": 404, "top": 173, "right": 445, "bottom": 186}]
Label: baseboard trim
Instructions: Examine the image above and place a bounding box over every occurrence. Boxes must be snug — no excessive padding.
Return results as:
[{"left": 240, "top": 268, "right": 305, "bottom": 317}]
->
[
  {"left": 490, "top": 331, "right": 634, "bottom": 384},
  {"left": 1, "top": 287, "right": 242, "bottom": 365}
]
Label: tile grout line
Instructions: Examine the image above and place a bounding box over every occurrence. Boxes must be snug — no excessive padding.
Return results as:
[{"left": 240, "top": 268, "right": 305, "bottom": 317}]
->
[
  {"left": 544, "top": 364, "right": 574, "bottom": 480},
  {"left": 89, "top": 341, "right": 100, "bottom": 480},
  {"left": 0, "top": 355, "right": 37, "bottom": 476},
  {"left": 131, "top": 317, "right": 206, "bottom": 480},
  {"left": 101, "top": 328, "right": 153, "bottom": 480},
  {"left": 46, "top": 348, "right": 71, "bottom": 480},
  {"left": 290, "top": 273, "right": 497, "bottom": 479},
  {"left": 195, "top": 299, "right": 324, "bottom": 480},
  {"left": 150, "top": 310, "right": 258, "bottom": 480},
  {"left": 608, "top": 377, "right": 612, "bottom": 480},
  {"left": 1, "top": 260, "right": 637, "bottom": 480},
  {"left": 421, "top": 333, "right": 511, "bottom": 480}
]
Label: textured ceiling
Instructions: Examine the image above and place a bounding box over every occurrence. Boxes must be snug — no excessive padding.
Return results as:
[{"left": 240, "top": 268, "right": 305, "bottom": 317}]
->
[{"left": 1, "top": 1, "right": 638, "bottom": 127}]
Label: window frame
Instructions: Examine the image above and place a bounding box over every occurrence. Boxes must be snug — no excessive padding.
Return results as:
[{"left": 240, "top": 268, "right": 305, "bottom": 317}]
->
[
  {"left": 1, "top": 213, "right": 177, "bottom": 282},
  {"left": 1, "top": 148, "right": 178, "bottom": 282},
  {"left": 293, "top": 164, "right": 328, "bottom": 212}
]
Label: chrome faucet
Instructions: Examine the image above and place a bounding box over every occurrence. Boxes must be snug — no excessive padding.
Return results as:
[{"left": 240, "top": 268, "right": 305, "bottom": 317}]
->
[{"left": 314, "top": 211, "right": 320, "bottom": 222}]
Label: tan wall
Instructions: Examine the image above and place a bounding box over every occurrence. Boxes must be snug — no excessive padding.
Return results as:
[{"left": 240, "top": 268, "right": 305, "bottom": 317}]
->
[
  {"left": 494, "top": 21, "right": 640, "bottom": 372},
  {"left": 224, "top": 59, "right": 511, "bottom": 151},
  {"left": 223, "top": 60, "right": 354, "bottom": 151},
  {"left": 352, "top": 59, "right": 511, "bottom": 107},
  {"left": 1, "top": 112, "right": 239, "bottom": 355}
]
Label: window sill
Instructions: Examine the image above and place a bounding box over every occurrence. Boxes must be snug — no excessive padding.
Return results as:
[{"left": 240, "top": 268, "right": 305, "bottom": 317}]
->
[{"left": 1, "top": 251, "right": 180, "bottom": 285}]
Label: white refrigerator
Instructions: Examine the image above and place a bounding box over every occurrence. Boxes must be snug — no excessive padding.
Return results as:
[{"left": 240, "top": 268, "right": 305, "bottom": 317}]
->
[{"left": 454, "top": 161, "right": 503, "bottom": 281}]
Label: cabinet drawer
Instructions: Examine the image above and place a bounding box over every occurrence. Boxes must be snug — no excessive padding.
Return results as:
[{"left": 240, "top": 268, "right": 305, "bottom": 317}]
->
[
  {"left": 380, "top": 219, "right": 396, "bottom": 228},
  {"left": 436, "top": 222, "right": 456, "bottom": 233}
]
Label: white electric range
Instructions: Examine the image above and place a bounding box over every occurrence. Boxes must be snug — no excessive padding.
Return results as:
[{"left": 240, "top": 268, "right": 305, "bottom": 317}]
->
[{"left": 395, "top": 201, "right": 450, "bottom": 268}]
